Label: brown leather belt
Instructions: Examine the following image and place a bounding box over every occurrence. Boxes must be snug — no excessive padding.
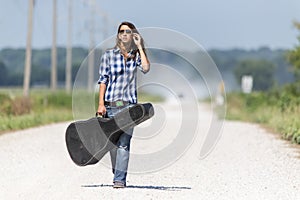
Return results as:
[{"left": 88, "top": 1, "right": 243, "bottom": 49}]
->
[{"left": 104, "top": 100, "right": 129, "bottom": 107}]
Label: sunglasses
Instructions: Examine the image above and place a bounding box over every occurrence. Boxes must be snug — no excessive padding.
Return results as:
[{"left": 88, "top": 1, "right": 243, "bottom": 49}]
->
[{"left": 119, "top": 29, "right": 132, "bottom": 34}]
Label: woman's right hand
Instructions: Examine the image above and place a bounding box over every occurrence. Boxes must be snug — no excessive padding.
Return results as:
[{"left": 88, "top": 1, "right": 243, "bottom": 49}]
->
[{"left": 97, "top": 104, "right": 106, "bottom": 117}]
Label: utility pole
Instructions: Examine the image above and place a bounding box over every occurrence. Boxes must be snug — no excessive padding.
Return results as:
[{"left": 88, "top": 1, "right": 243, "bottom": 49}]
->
[
  {"left": 23, "top": 0, "right": 35, "bottom": 97},
  {"left": 102, "top": 14, "right": 108, "bottom": 40},
  {"left": 66, "top": 0, "right": 73, "bottom": 93},
  {"left": 88, "top": 0, "right": 95, "bottom": 93},
  {"left": 51, "top": 0, "right": 57, "bottom": 91}
]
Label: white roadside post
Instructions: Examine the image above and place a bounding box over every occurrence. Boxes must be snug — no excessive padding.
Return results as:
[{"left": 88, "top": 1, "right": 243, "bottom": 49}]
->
[{"left": 241, "top": 75, "right": 253, "bottom": 94}]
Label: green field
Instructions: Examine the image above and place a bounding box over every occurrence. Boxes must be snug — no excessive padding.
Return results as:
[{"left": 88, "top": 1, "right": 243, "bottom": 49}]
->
[
  {"left": 225, "top": 88, "right": 300, "bottom": 144},
  {"left": 0, "top": 88, "right": 163, "bottom": 134}
]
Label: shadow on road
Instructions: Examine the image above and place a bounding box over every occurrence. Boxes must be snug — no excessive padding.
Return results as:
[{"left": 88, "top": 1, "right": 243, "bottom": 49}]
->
[{"left": 81, "top": 184, "right": 191, "bottom": 191}]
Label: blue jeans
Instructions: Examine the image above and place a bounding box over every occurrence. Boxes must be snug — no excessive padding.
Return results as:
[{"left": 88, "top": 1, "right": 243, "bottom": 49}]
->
[{"left": 105, "top": 105, "right": 133, "bottom": 185}]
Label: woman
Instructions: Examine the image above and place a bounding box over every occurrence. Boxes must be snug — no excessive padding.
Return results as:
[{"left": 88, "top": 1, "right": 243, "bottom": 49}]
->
[{"left": 97, "top": 21, "right": 150, "bottom": 188}]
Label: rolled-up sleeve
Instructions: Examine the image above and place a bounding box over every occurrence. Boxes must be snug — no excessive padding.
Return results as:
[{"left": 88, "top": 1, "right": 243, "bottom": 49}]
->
[
  {"left": 136, "top": 53, "right": 148, "bottom": 74},
  {"left": 97, "top": 52, "right": 110, "bottom": 84}
]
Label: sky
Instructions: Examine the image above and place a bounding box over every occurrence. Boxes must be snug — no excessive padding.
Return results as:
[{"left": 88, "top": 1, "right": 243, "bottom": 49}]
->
[{"left": 1, "top": 0, "right": 300, "bottom": 50}]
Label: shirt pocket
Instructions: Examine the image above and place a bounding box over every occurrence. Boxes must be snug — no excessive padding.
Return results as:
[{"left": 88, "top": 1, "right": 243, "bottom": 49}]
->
[
  {"left": 126, "top": 58, "right": 137, "bottom": 71},
  {"left": 110, "top": 59, "right": 124, "bottom": 75}
]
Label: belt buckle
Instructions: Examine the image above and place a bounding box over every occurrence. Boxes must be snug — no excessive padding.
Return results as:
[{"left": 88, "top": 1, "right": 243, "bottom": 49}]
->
[{"left": 116, "top": 100, "right": 124, "bottom": 107}]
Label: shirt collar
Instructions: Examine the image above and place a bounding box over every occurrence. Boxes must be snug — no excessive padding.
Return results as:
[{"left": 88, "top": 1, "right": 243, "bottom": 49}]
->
[
  {"left": 113, "top": 47, "right": 120, "bottom": 53},
  {"left": 113, "top": 46, "right": 134, "bottom": 55}
]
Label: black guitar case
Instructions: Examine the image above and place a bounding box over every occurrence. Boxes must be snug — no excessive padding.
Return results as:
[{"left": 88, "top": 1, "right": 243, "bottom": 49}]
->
[{"left": 65, "top": 103, "right": 154, "bottom": 166}]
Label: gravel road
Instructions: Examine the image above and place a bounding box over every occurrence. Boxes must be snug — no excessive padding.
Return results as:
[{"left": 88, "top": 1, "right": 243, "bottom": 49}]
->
[{"left": 0, "top": 103, "right": 299, "bottom": 200}]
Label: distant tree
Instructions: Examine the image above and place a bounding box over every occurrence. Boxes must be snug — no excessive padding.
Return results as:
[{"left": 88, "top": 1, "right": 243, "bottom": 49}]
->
[
  {"left": 31, "top": 64, "right": 50, "bottom": 86},
  {"left": 234, "top": 59, "right": 275, "bottom": 91},
  {"left": 7, "top": 72, "right": 23, "bottom": 86},
  {"left": 72, "top": 62, "right": 81, "bottom": 82},
  {"left": 287, "top": 21, "right": 300, "bottom": 81},
  {"left": 0, "top": 61, "right": 7, "bottom": 85}
]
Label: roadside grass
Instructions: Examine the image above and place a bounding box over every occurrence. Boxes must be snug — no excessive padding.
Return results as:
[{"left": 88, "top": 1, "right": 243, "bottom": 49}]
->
[
  {"left": 0, "top": 109, "right": 72, "bottom": 132},
  {"left": 225, "top": 92, "right": 300, "bottom": 144},
  {"left": 0, "top": 89, "right": 73, "bottom": 133},
  {"left": 0, "top": 88, "right": 164, "bottom": 134}
]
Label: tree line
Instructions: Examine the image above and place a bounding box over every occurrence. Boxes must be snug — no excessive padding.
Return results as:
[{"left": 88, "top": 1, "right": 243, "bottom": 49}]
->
[
  {"left": 0, "top": 47, "right": 88, "bottom": 87},
  {"left": 0, "top": 46, "right": 295, "bottom": 92}
]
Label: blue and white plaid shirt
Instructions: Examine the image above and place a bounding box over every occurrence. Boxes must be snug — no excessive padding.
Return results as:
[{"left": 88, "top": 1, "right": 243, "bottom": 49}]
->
[{"left": 97, "top": 47, "right": 147, "bottom": 104}]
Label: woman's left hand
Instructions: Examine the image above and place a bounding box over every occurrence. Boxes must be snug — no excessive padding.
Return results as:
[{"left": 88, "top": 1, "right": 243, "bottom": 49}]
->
[{"left": 133, "top": 33, "right": 142, "bottom": 48}]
